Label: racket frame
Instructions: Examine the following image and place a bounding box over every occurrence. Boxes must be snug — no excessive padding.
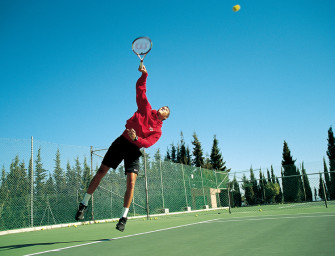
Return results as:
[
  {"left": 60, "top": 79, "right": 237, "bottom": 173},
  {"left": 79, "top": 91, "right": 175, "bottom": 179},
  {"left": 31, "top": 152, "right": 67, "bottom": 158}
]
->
[{"left": 132, "top": 36, "right": 152, "bottom": 68}]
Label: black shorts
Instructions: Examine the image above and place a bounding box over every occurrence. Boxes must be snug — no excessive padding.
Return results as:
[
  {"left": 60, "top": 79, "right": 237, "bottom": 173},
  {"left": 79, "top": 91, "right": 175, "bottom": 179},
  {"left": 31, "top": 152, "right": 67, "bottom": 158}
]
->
[{"left": 102, "top": 136, "right": 142, "bottom": 175}]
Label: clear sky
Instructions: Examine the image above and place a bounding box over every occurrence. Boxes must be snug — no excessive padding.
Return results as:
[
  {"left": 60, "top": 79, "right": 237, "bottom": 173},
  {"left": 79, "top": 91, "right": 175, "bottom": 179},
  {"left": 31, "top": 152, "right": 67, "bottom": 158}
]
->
[{"left": 1, "top": 0, "right": 334, "bottom": 175}]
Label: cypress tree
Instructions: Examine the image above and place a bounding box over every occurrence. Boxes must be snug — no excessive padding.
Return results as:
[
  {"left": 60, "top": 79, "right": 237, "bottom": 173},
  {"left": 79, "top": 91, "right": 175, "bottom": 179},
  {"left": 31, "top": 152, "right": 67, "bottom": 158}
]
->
[
  {"left": 170, "top": 144, "right": 177, "bottom": 163},
  {"left": 301, "top": 163, "right": 313, "bottom": 201},
  {"left": 179, "top": 132, "right": 188, "bottom": 165},
  {"left": 242, "top": 174, "right": 254, "bottom": 206},
  {"left": 267, "top": 169, "right": 271, "bottom": 183},
  {"left": 281, "top": 141, "right": 303, "bottom": 202},
  {"left": 323, "top": 157, "right": 330, "bottom": 200},
  {"left": 271, "top": 166, "right": 276, "bottom": 184},
  {"left": 250, "top": 167, "right": 258, "bottom": 205},
  {"left": 275, "top": 177, "right": 283, "bottom": 203}
]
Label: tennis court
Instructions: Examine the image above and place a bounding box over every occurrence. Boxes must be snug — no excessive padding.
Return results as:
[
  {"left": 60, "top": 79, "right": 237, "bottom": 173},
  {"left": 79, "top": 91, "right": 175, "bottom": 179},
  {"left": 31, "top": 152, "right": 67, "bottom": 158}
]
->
[{"left": 1, "top": 206, "right": 334, "bottom": 256}]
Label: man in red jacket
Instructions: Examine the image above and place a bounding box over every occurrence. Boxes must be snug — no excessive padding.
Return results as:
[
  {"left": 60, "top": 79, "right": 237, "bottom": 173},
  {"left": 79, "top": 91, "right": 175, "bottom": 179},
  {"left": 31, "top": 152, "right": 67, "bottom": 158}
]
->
[{"left": 75, "top": 65, "right": 170, "bottom": 232}]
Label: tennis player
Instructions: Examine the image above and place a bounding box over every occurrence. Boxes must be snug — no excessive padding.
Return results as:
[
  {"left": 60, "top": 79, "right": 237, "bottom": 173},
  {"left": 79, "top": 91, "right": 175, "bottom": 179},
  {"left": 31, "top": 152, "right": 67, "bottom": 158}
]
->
[{"left": 75, "top": 65, "right": 170, "bottom": 232}]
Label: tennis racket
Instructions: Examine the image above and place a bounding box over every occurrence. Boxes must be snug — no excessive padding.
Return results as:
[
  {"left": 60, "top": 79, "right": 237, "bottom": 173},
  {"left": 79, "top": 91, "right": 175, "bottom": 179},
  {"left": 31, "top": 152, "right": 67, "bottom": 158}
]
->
[{"left": 132, "top": 36, "right": 152, "bottom": 68}]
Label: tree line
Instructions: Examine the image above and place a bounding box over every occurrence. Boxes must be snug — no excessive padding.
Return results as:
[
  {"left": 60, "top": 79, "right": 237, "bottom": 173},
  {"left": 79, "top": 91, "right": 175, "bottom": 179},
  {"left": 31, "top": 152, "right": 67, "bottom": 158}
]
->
[{"left": 163, "top": 127, "right": 335, "bottom": 206}]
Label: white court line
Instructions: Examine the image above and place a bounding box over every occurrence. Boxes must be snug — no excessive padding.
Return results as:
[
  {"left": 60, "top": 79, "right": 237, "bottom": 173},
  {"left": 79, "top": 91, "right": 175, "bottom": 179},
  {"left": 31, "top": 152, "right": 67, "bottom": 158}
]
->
[
  {"left": 24, "top": 212, "right": 335, "bottom": 256},
  {"left": 23, "top": 218, "right": 220, "bottom": 256},
  {"left": 214, "top": 214, "right": 335, "bottom": 223}
]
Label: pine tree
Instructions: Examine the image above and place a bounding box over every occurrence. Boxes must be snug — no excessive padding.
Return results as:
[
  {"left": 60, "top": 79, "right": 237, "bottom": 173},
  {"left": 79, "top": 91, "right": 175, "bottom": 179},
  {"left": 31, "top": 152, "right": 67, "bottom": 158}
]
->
[
  {"left": 326, "top": 126, "right": 335, "bottom": 199},
  {"left": 35, "top": 148, "right": 47, "bottom": 197},
  {"left": 6, "top": 156, "right": 29, "bottom": 228},
  {"left": 203, "top": 153, "right": 212, "bottom": 170},
  {"left": 165, "top": 147, "right": 171, "bottom": 161},
  {"left": 210, "top": 135, "right": 230, "bottom": 172},
  {"left": 0, "top": 166, "right": 8, "bottom": 229},
  {"left": 53, "top": 149, "right": 66, "bottom": 194},
  {"left": 191, "top": 133, "right": 204, "bottom": 168},
  {"left": 179, "top": 132, "right": 188, "bottom": 165},
  {"left": 74, "top": 157, "right": 83, "bottom": 193},
  {"left": 281, "top": 141, "right": 303, "bottom": 202},
  {"left": 66, "top": 161, "right": 76, "bottom": 195},
  {"left": 185, "top": 147, "right": 191, "bottom": 165},
  {"left": 82, "top": 157, "right": 92, "bottom": 193}
]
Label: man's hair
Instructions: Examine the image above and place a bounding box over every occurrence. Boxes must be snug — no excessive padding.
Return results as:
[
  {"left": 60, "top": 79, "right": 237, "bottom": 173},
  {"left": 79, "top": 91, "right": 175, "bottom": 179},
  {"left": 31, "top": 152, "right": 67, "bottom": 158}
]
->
[{"left": 164, "top": 106, "right": 170, "bottom": 118}]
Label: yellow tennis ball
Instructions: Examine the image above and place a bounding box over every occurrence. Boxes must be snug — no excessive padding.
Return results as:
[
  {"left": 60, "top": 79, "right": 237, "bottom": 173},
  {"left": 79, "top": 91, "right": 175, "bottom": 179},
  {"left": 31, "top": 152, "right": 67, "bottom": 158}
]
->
[{"left": 233, "top": 5, "right": 240, "bottom": 12}]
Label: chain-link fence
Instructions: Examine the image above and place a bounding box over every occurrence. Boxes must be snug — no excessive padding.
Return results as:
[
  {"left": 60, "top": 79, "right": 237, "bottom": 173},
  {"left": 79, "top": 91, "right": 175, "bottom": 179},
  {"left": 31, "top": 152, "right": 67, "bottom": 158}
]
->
[
  {"left": 0, "top": 138, "right": 230, "bottom": 231},
  {"left": 0, "top": 138, "right": 333, "bottom": 232},
  {"left": 228, "top": 169, "right": 334, "bottom": 213}
]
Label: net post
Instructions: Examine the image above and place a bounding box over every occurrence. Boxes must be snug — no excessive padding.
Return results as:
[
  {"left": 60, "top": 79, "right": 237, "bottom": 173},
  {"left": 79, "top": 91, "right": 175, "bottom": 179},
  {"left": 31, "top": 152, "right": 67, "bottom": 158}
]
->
[
  {"left": 321, "top": 172, "right": 328, "bottom": 208},
  {"left": 30, "top": 136, "right": 34, "bottom": 227},
  {"left": 227, "top": 182, "right": 232, "bottom": 214}
]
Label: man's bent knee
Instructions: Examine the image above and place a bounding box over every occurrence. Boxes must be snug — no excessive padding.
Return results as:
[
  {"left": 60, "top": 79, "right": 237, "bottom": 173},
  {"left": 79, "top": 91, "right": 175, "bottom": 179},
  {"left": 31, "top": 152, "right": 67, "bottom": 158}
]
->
[{"left": 96, "top": 164, "right": 110, "bottom": 177}]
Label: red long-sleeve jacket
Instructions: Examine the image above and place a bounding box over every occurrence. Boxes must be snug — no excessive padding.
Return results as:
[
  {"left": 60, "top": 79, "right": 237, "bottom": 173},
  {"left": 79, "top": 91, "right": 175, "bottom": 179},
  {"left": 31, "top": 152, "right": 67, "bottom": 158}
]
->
[{"left": 122, "top": 72, "right": 163, "bottom": 148}]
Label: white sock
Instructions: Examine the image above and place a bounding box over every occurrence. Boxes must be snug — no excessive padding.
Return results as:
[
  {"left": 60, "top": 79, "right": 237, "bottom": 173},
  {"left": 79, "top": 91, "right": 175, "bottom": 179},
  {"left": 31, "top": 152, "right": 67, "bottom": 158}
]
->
[
  {"left": 121, "top": 208, "right": 129, "bottom": 218},
  {"left": 81, "top": 193, "right": 92, "bottom": 206}
]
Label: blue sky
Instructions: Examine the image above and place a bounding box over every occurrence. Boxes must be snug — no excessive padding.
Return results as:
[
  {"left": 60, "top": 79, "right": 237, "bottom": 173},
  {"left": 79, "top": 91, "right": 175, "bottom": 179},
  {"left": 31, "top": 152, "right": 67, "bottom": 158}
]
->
[{"left": 1, "top": 0, "right": 334, "bottom": 175}]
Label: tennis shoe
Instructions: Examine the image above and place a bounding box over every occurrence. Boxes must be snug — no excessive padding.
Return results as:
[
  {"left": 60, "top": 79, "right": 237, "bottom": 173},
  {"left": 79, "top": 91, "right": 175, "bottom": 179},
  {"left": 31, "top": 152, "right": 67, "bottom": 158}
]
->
[
  {"left": 75, "top": 203, "right": 87, "bottom": 220},
  {"left": 116, "top": 217, "right": 127, "bottom": 232}
]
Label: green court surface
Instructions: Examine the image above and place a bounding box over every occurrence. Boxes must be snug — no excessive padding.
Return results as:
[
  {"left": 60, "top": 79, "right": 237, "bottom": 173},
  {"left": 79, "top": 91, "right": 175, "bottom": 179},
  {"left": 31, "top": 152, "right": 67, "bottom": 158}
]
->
[{"left": 1, "top": 206, "right": 334, "bottom": 256}]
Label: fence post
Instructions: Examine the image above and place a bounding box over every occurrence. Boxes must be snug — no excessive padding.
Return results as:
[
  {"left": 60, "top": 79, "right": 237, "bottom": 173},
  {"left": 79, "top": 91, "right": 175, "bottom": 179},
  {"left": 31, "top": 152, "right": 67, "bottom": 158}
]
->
[
  {"left": 90, "top": 146, "right": 94, "bottom": 220},
  {"left": 160, "top": 160, "right": 165, "bottom": 209},
  {"left": 144, "top": 149, "right": 150, "bottom": 219},
  {"left": 200, "top": 167, "right": 206, "bottom": 206},
  {"left": 30, "top": 136, "right": 34, "bottom": 227},
  {"left": 181, "top": 164, "right": 189, "bottom": 208}
]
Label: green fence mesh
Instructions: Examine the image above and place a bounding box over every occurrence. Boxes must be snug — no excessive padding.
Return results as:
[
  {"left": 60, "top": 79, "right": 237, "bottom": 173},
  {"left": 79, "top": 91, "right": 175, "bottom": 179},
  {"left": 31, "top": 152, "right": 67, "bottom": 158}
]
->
[{"left": 0, "top": 138, "right": 332, "bottom": 232}]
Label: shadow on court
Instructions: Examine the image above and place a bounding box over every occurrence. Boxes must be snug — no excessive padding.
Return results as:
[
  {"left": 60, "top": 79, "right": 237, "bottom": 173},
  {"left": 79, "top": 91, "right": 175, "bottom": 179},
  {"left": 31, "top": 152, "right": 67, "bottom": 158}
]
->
[{"left": 0, "top": 239, "right": 104, "bottom": 252}]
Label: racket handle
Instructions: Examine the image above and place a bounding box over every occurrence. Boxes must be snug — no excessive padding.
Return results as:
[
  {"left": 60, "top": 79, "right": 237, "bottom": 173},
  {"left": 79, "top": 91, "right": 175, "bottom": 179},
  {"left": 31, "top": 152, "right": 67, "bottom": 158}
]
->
[{"left": 139, "top": 61, "right": 143, "bottom": 69}]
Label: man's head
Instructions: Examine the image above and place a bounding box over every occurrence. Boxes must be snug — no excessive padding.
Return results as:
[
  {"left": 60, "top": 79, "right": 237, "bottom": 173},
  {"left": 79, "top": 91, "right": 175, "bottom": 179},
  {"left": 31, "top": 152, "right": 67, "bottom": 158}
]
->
[{"left": 157, "top": 106, "right": 170, "bottom": 121}]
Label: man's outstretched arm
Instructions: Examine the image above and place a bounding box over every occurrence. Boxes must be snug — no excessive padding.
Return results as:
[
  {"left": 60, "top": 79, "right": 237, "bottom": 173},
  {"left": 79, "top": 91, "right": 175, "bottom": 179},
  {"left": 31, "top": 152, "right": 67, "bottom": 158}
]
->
[{"left": 136, "top": 65, "right": 150, "bottom": 111}]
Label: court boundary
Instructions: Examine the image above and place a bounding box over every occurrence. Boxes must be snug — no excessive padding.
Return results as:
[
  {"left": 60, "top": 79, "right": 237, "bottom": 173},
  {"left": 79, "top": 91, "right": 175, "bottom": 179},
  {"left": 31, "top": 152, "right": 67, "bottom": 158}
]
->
[{"left": 23, "top": 211, "right": 335, "bottom": 256}]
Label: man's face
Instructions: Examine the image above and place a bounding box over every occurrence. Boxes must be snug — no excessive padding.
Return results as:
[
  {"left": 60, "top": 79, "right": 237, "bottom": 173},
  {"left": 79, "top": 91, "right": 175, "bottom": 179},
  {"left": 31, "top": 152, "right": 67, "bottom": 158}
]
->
[{"left": 158, "top": 106, "right": 170, "bottom": 121}]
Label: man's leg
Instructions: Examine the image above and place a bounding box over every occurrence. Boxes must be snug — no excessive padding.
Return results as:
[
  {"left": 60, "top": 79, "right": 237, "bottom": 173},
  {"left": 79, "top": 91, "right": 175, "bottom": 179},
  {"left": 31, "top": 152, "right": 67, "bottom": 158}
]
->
[
  {"left": 87, "top": 164, "right": 110, "bottom": 194},
  {"left": 116, "top": 172, "right": 137, "bottom": 231},
  {"left": 75, "top": 164, "right": 110, "bottom": 220}
]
